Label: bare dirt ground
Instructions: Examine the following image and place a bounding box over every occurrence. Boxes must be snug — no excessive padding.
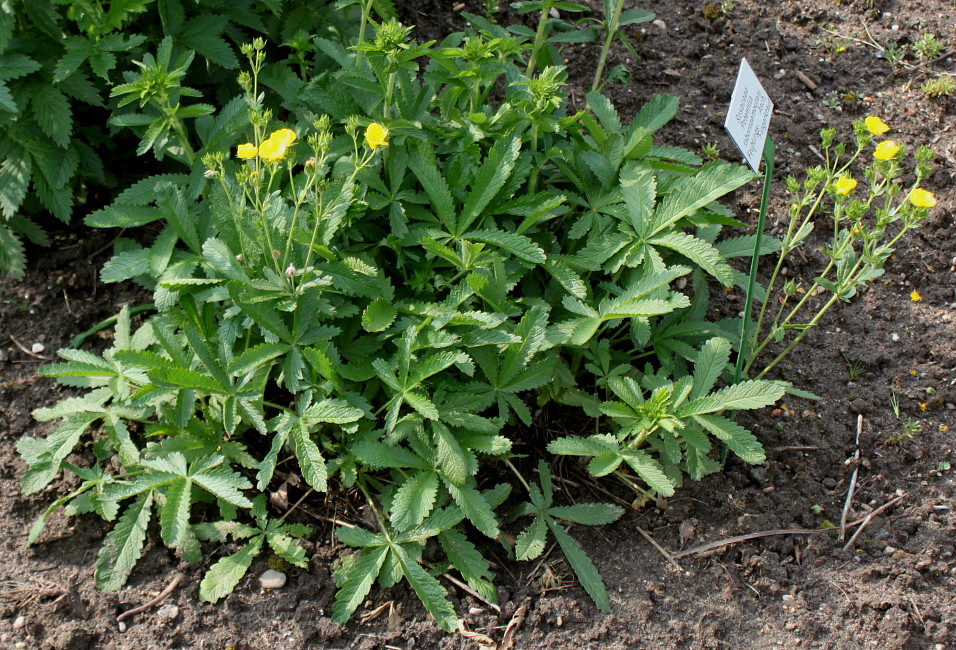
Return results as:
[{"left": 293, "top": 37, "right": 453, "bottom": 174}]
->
[{"left": 1, "top": 0, "right": 954, "bottom": 648}]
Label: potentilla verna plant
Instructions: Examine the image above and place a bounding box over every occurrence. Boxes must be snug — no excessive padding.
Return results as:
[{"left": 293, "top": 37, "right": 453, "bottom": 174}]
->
[{"left": 22, "top": 17, "right": 817, "bottom": 631}]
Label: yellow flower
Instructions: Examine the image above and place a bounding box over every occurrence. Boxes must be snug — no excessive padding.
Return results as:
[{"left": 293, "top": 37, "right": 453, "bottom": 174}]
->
[
  {"left": 365, "top": 123, "right": 389, "bottom": 149},
  {"left": 864, "top": 116, "right": 890, "bottom": 135},
  {"left": 258, "top": 137, "right": 287, "bottom": 162},
  {"left": 270, "top": 128, "right": 297, "bottom": 148},
  {"left": 237, "top": 143, "right": 258, "bottom": 159},
  {"left": 873, "top": 140, "right": 900, "bottom": 160},
  {"left": 909, "top": 291, "right": 922, "bottom": 302},
  {"left": 909, "top": 369, "right": 917, "bottom": 376},
  {"left": 918, "top": 402, "right": 927, "bottom": 412},
  {"left": 834, "top": 176, "right": 857, "bottom": 195},
  {"left": 908, "top": 188, "right": 937, "bottom": 208},
  {"left": 941, "top": 425, "right": 950, "bottom": 432}
]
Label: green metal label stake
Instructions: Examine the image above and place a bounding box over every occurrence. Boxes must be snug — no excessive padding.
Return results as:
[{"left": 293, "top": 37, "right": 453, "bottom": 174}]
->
[{"left": 733, "top": 137, "right": 775, "bottom": 383}]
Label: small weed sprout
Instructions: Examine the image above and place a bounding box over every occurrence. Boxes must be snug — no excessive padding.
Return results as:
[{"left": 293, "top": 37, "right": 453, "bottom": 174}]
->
[
  {"left": 912, "top": 33, "right": 944, "bottom": 60},
  {"left": 700, "top": 142, "right": 720, "bottom": 161},
  {"left": 889, "top": 418, "right": 922, "bottom": 444},
  {"left": 921, "top": 75, "right": 955, "bottom": 97}
]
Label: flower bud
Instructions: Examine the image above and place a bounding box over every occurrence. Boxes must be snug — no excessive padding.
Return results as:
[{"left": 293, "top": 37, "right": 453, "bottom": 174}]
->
[{"left": 285, "top": 264, "right": 296, "bottom": 277}]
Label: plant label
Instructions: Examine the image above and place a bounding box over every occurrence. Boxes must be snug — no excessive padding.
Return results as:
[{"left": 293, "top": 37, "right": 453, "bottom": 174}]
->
[{"left": 724, "top": 58, "right": 773, "bottom": 173}]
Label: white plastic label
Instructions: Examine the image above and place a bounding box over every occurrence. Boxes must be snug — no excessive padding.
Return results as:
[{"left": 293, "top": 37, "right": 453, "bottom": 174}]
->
[{"left": 724, "top": 58, "right": 773, "bottom": 173}]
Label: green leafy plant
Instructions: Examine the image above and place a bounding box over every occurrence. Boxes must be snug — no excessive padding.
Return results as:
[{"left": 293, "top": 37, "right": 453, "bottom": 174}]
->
[
  {"left": 0, "top": 0, "right": 354, "bottom": 278},
  {"left": 921, "top": 74, "right": 955, "bottom": 97},
  {"left": 24, "top": 9, "right": 784, "bottom": 630},
  {"left": 508, "top": 461, "right": 623, "bottom": 611},
  {"left": 912, "top": 33, "right": 944, "bottom": 60}
]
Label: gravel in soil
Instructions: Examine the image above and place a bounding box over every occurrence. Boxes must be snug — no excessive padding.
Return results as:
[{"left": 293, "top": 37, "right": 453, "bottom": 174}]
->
[{"left": 2, "top": 0, "right": 954, "bottom": 648}]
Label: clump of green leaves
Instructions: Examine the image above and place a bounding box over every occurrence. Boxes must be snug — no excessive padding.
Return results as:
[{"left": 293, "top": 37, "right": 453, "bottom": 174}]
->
[
  {"left": 912, "top": 33, "right": 944, "bottom": 60},
  {"left": 0, "top": 0, "right": 357, "bottom": 278},
  {"left": 23, "top": 9, "right": 784, "bottom": 632},
  {"left": 921, "top": 74, "right": 955, "bottom": 97}
]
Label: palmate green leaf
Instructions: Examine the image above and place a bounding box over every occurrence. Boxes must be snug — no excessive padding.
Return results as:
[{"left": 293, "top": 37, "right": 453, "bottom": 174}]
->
[
  {"left": 548, "top": 503, "right": 624, "bottom": 526},
  {"left": 693, "top": 414, "right": 765, "bottom": 464},
  {"left": 545, "top": 517, "right": 612, "bottom": 612},
  {"left": 267, "top": 532, "right": 309, "bottom": 567},
  {"left": 391, "top": 543, "right": 458, "bottom": 632},
  {"left": 391, "top": 470, "right": 438, "bottom": 531},
  {"left": 464, "top": 229, "right": 546, "bottom": 264},
  {"left": 677, "top": 379, "right": 784, "bottom": 416},
  {"left": 434, "top": 422, "right": 471, "bottom": 486},
  {"left": 95, "top": 492, "right": 153, "bottom": 591},
  {"left": 336, "top": 525, "right": 387, "bottom": 548},
  {"left": 444, "top": 481, "right": 500, "bottom": 538},
  {"left": 19, "top": 412, "right": 101, "bottom": 495},
  {"left": 631, "top": 94, "right": 679, "bottom": 134},
  {"left": 515, "top": 516, "right": 547, "bottom": 561},
  {"left": 101, "top": 248, "right": 150, "bottom": 283},
  {"left": 689, "top": 337, "right": 732, "bottom": 400},
  {"left": 404, "top": 390, "right": 440, "bottom": 420},
  {"left": 30, "top": 85, "right": 72, "bottom": 148},
  {"left": 458, "top": 134, "right": 521, "bottom": 234},
  {"left": 302, "top": 400, "right": 365, "bottom": 424},
  {"left": 362, "top": 298, "right": 397, "bottom": 332},
  {"left": 351, "top": 441, "right": 430, "bottom": 470},
  {"left": 586, "top": 91, "right": 622, "bottom": 136},
  {"left": 620, "top": 162, "right": 656, "bottom": 237},
  {"left": 622, "top": 451, "right": 674, "bottom": 497},
  {"left": 331, "top": 545, "right": 389, "bottom": 624},
  {"left": 190, "top": 462, "right": 253, "bottom": 508},
  {"left": 408, "top": 142, "right": 456, "bottom": 229},
  {"left": 290, "top": 423, "right": 327, "bottom": 491},
  {"left": 438, "top": 528, "right": 497, "bottom": 605},
  {"left": 547, "top": 434, "right": 618, "bottom": 457},
  {"left": 229, "top": 343, "right": 290, "bottom": 377},
  {"left": 160, "top": 478, "right": 192, "bottom": 548},
  {"left": 649, "top": 230, "right": 734, "bottom": 285},
  {"left": 715, "top": 233, "right": 782, "bottom": 259},
  {"left": 199, "top": 535, "right": 263, "bottom": 603},
  {"left": 649, "top": 161, "right": 755, "bottom": 234}
]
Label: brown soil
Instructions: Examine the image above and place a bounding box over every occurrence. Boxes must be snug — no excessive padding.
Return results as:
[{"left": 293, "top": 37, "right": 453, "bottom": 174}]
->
[{"left": 2, "top": 0, "right": 954, "bottom": 648}]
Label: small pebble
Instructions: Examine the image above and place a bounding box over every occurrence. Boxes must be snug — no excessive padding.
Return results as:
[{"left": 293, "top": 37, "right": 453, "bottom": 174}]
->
[
  {"left": 0, "top": 349, "right": 7, "bottom": 362},
  {"left": 12, "top": 616, "right": 26, "bottom": 629},
  {"left": 259, "top": 569, "right": 287, "bottom": 589},
  {"left": 31, "top": 343, "right": 45, "bottom": 353},
  {"left": 15, "top": 643, "right": 26, "bottom": 649},
  {"left": 782, "top": 594, "right": 794, "bottom": 601},
  {"left": 156, "top": 603, "right": 179, "bottom": 621},
  {"left": 468, "top": 607, "right": 483, "bottom": 616},
  {"left": 118, "top": 622, "right": 127, "bottom": 633},
  {"left": 652, "top": 19, "right": 667, "bottom": 30},
  {"left": 890, "top": 333, "right": 900, "bottom": 342},
  {"left": 884, "top": 546, "right": 897, "bottom": 555}
]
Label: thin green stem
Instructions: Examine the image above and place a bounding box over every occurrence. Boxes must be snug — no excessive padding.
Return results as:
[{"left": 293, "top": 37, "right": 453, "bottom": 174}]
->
[
  {"left": 591, "top": 0, "right": 625, "bottom": 92},
  {"left": 526, "top": 1, "right": 551, "bottom": 76}
]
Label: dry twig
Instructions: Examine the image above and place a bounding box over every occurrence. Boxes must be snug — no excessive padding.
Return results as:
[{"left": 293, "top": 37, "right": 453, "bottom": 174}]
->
[
  {"left": 672, "top": 528, "right": 832, "bottom": 559},
  {"left": 636, "top": 526, "right": 683, "bottom": 573},
  {"left": 116, "top": 573, "right": 183, "bottom": 622},
  {"left": 842, "top": 494, "right": 905, "bottom": 552},
  {"left": 9, "top": 336, "right": 51, "bottom": 360},
  {"left": 839, "top": 415, "right": 863, "bottom": 541}
]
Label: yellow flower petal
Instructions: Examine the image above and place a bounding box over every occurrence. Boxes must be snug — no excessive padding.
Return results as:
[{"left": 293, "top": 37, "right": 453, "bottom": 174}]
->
[
  {"left": 258, "top": 137, "right": 287, "bottom": 162},
  {"left": 237, "top": 143, "right": 258, "bottom": 159},
  {"left": 364, "top": 123, "right": 389, "bottom": 149},
  {"left": 864, "top": 116, "right": 890, "bottom": 135},
  {"left": 908, "top": 188, "right": 937, "bottom": 208},
  {"left": 834, "top": 176, "right": 857, "bottom": 195},
  {"left": 918, "top": 402, "right": 927, "bottom": 412},
  {"left": 873, "top": 140, "right": 900, "bottom": 160},
  {"left": 270, "top": 128, "right": 297, "bottom": 148},
  {"left": 909, "top": 291, "right": 922, "bottom": 302}
]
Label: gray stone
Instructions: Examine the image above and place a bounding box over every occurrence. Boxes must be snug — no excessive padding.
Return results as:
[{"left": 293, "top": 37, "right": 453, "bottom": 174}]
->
[{"left": 259, "top": 569, "right": 287, "bottom": 589}]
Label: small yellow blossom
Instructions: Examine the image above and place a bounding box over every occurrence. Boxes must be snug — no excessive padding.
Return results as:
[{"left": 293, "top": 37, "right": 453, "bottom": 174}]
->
[
  {"left": 873, "top": 140, "right": 900, "bottom": 160},
  {"left": 909, "top": 291, "right": 922, "bottom": 302},
  {"left": 864, "top": 116, "right": 890, "bottom": 135},
  {"left": 305, "top": 156, "right": 316, "bottom": 168},
  {"left": 908, "top": 188, "right": 937, "bottom": 208},
  {"left": 918, "top": 402, "right": 928, "bottom": 412},
  {"left": 909, "top": 369, "right": 917, "bottom": 376},
  {"left": 834, "top": 176, "right": 857, "bottom": 195},
  {"left": 237, "top": 143, "right": 258, "bottom": 159},
  {"left": 270, "top": 128, "right": 297, "bottom": 148},
  {"left": 258, "top": 137, "right": 287, "bottom": 162},
  {"left": 941, "top": 425, "right": 949, "bottom": 432},
  {"left": 365, "top": 123, "right": 389, "bottom": 149}
]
